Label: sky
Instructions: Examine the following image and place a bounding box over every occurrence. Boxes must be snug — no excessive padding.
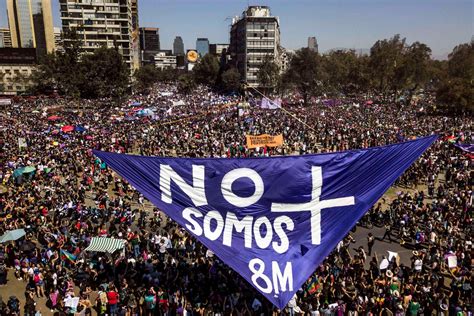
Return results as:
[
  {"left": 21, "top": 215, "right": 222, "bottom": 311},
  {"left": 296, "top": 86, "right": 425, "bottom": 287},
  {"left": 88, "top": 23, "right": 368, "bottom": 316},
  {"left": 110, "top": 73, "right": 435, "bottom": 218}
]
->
[{"left": 1, "top": 0, "right": 472, "bottom": 59}]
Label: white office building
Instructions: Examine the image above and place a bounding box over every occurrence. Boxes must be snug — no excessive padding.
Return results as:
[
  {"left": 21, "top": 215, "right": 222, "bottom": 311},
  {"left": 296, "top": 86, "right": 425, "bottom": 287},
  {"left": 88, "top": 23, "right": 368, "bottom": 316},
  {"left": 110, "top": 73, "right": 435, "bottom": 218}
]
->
[
  {"left": 229, "top": 6, "right": 281, "bottom": 88},
  {"left": 154, "top": 51, "right": 176, "bottom": 70},
  {"left": 59, "top": 0, "right": 139, "bottom": 71}
]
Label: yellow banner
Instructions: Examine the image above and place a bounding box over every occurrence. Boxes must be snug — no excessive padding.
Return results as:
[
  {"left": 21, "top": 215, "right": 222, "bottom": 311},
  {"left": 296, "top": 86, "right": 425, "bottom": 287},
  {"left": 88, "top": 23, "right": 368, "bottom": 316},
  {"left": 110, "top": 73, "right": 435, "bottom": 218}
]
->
[{"left": 246, "top": 134, "right": 283, "bottom": 149}]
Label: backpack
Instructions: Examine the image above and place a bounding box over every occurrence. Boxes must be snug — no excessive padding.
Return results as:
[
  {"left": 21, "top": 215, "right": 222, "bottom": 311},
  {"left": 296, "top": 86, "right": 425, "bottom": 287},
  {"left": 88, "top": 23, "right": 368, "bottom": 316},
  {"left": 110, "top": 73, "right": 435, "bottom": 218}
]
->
[{"left": 34, "top": 274, "right": 40, "bottom": 284}]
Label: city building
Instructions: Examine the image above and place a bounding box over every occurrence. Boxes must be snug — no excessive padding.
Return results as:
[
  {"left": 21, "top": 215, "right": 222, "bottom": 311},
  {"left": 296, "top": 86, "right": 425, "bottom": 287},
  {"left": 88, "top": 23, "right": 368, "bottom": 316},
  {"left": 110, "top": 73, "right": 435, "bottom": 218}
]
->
[
  {"left": 280, "top": 48, "right": 294, "bottom": 73},
  {"left": 308, "top": 36, "right": 318, "bottom": 53},
  {"left": 53, "top": 27, "right": 63, "bottom": 52},
  {"left": 139, "top": 27, "right": 160, "bottom": 65},
  {"left": 7, "top": 0, "right": 55, "bottom": 56},
  {"left": 0, "top": 28, "right": 13, "bottom": 48},
  {"left": 130, "top": 0, "right": 140, "bottom": 70},
  {"left": 209, "top": 43, "right": 229, "bottom": 57},
  {"left": 176, "top": 55, "right": 185, "bottom": 68},
  {"left": 173, "top": 36, "right": 184, "bottom": 56},
  {"left": 158, "top": 49, "right": 172, "bottom": 55},
  {"left": 154, "top": 51, "right": 176, "bottom": 70},
  {"left": 59, "top": 0, "right": 138, "bottom": 72},
  {"left": 196, "top": 38, "right": 209, "bottom": 57},
  {"left": 0, "top": 47, "right": 36, "bottom": 95},
  {"left": 229, "top": 6, "right": 281, "bottom": 87}
]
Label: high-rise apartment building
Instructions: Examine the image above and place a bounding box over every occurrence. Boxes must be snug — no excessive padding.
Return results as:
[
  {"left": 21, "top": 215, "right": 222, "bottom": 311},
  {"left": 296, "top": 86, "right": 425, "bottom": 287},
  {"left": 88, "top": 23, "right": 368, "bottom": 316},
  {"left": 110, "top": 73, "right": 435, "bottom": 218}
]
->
[
  {"left": 139, "top": 27, "right": 160, "bottom": 64},
  {"left": 139, "top": 28, "right": 160, "bottom": 51},
  {"left": 229, "top": 6, "right": 281, "bottom": 87},
  {"left": 0, "top": 48, "right": 37, "bottom": 95},
  {"left": 130, "top": 0, "right": 139, "bottom": 70},
  {"left": 0, "top": 28, "right": 13, "bottom": 48},
  {"left": 59, "top": 0, "right": 138, "bottom": 71},
  {"left": 53, "top": 27, "right": 63, "bottom": 51},
  {"left": 308, "top": 36, "right": 318, "bottom": 53},
  {"left": 196, "top": 38, "right": 209, "bottom": 57},
  {"left": 173, "top": 36, "right": 184, "bottom": 56},
  {"left": 7, "top": 0, "right": 55, "bottom": 56}
]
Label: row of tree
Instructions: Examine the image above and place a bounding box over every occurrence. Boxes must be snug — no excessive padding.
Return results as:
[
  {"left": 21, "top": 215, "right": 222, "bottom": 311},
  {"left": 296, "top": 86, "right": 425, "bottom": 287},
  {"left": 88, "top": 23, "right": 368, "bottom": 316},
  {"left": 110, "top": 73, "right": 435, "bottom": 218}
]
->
[
  {"left": 274, "top": 35, "right": 472, "bottom": 111},
  {"left": 27, "top": 32, "right": 472, "bottom": 111},
  {"left": 133, "top": 54, "right": 242, "bottom": 95},
  {"left": 30, "top": 30, "right": 130, "bottom": 99},
  {"left": 146, "top": 34, "right": 471, "bottom": 111}
]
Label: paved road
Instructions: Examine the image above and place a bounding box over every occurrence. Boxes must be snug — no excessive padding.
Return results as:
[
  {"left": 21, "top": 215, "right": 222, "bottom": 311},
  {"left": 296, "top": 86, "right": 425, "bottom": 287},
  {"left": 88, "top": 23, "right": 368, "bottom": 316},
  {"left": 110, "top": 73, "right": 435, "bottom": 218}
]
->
[{"left": 350, "top": 224, "right": 413, "bottom": 267}]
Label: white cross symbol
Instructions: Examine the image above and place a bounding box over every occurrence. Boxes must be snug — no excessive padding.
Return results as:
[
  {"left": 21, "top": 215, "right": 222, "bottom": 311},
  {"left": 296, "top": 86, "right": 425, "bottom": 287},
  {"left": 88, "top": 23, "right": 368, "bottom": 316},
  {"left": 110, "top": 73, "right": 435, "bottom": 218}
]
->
[{"left": 271, "top": 166, "right": 355, "bottom": 245}]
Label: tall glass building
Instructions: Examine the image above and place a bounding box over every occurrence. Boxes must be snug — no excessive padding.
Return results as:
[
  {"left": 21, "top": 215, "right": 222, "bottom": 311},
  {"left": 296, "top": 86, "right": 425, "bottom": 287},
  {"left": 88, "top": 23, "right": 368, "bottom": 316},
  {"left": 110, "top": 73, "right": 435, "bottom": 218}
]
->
[
  {"left": 7, "top": 0, "right": 55, "bottom": 56},
  {"left": 196, "top": 38, "right": 209, "bottom": 57},
  {"left": 173, "top": 36, "right": 184, "bottom": 56}
]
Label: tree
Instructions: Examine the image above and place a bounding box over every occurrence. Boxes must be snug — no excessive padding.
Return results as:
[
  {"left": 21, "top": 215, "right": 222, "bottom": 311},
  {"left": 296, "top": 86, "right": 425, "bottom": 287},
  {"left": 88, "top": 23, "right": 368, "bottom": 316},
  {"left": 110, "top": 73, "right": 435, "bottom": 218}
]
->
[
  {"left": 177, "top": 73, "right": 196, "bottom": 95},
  {"left": 134, "top": 64, "right": 159, "bottom": 92},
  {"left": 427, "top": 59, "right": 448, "bottom": 89},
  {"left": 221, "top": 68, "right": 241, "bottom": 92},
  {"left": 158, "top": 67, "right": 179, "bottom": 82},
  {"left": 257, "top": 55, "right": 279, "bottom": 93},
  {"left": 369, "top": 34, "right": 406, "bottom": 98},
  {"left": 29, "top": 53, "right": 61, "bottom": 95},
  {"left": 80, "top": 46, "right": 130, "bottom": 99},
  {"left": 192, "top": 54, "right": 220, "bottom": 86},
  {"left": 437, "top": 78, "right": 473, "bottom": 112},
  {"left": 322, "top": 49, "right": 371, "bottom": 96},
  {"left": 30, "top": 29, "right": 84, "bottom": 97},
  {"left": 436, "top": 43, "right": 473, "bottom": 112},
  {"left": 402, "top": 42, "right": 432, "bottom": 100},
  {"left": 285, "top": 48, "right": 326, "bottom": 105},
  {"left": 55, "top": 28, "right": 83, "bottom": 97},
  {"left": 447, "top": 42, "right": 474, "bottom": 81}
]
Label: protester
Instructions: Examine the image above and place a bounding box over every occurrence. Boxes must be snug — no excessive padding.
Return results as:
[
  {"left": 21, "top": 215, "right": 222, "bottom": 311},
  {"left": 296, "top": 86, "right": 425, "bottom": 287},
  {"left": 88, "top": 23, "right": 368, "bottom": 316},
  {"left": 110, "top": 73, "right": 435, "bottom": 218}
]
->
[{"left": 0, "top": 83, "right": 471, "bottom": 315}]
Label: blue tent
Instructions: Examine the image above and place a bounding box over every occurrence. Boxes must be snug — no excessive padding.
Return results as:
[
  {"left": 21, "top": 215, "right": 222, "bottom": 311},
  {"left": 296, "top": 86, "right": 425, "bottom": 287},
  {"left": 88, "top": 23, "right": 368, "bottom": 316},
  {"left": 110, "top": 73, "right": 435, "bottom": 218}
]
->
[{"left": 131, "top": 101, "right": 142, "bottom": 107}]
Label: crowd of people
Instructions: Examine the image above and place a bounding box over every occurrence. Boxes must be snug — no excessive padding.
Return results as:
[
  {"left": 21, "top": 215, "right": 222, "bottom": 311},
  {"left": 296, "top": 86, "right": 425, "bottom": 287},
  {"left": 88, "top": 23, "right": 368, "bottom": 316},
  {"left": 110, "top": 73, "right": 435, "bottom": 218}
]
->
[{"left": 0, "top": 83, "right": 471, "bottom": 315}]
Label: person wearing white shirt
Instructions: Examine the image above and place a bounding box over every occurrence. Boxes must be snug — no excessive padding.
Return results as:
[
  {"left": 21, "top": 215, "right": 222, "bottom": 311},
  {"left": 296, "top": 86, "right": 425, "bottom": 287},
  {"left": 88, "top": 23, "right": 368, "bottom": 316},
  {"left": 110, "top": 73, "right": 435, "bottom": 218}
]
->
[{"left": 414, "top": 258, "right": 423, "bottom": 272}]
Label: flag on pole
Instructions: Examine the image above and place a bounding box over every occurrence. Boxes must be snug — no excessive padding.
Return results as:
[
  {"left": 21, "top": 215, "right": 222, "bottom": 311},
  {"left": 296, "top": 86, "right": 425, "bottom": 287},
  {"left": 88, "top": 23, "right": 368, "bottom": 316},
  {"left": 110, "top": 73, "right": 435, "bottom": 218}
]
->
[
  {"left": 307, "top": 276, "right": 322, "bottom": 295},
  {"left": 260, "top": 97, "right": 282, "bottom": 109},
  {"left": 60, "top": 249, "right": 77, "bottom": 262}
]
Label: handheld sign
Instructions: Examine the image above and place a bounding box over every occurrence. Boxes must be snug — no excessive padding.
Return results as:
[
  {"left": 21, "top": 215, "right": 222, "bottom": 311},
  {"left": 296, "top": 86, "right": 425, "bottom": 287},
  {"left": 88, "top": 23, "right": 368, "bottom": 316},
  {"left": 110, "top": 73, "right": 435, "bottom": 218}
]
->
[{"left": 93, "top": 135, "right": 437, "bottom": 308}]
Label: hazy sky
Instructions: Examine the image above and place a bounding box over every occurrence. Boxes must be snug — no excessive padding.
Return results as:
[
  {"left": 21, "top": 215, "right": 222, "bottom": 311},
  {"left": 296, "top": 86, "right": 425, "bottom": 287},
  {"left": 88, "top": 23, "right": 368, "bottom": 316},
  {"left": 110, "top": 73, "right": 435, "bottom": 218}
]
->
[{"left": 1, "top": 0, "right": 472, "bottom": 59}]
